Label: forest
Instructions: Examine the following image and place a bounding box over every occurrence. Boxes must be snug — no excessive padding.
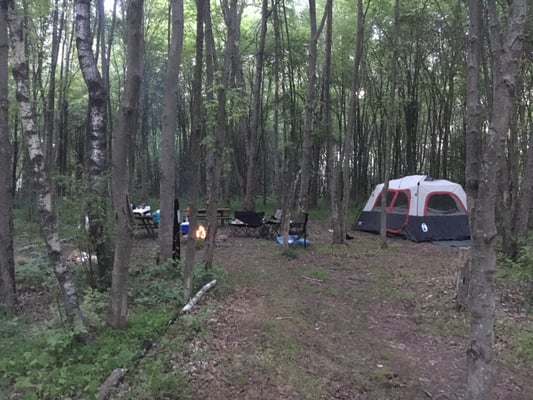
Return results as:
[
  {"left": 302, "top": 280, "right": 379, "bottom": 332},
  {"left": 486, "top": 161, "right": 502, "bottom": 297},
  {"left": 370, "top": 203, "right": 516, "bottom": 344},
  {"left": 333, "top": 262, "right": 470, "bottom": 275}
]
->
[{"left": 0, "top": 0, "right": 532, "bottom": 399}]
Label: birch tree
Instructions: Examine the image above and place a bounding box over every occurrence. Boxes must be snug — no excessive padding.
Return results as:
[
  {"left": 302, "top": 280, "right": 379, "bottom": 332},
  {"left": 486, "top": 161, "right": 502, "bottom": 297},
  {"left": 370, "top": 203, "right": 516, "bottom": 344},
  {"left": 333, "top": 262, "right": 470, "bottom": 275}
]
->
[
  {"left": 74, "top": 0, "right": 113, "bottom": 287},
  {"left": 6, "top": 0, "right": 86, "bottom": 329}
]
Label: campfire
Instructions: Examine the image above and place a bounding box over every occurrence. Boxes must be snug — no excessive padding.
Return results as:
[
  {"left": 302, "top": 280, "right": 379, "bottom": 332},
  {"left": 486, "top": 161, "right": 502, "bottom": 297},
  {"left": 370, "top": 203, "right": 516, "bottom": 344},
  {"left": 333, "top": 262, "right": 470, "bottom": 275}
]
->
[{"left": 195, "top": 224, "right": 206, "bottom": 240}]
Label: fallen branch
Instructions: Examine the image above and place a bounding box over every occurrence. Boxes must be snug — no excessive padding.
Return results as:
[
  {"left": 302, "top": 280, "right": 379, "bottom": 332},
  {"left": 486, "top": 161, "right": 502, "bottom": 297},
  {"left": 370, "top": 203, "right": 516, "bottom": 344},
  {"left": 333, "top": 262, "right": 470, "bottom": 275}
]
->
[
  {"left": 182, "top": 279, "right": 217, "bottom": 313},
  {"left": 98, "top": 280, "right": 217, "bottom": 399},
  {"left": 98, "top": 368, "right": 127, "bottom": 400},
  {"left": 302, "top": 275, "right": 323, "bottom": 283}
]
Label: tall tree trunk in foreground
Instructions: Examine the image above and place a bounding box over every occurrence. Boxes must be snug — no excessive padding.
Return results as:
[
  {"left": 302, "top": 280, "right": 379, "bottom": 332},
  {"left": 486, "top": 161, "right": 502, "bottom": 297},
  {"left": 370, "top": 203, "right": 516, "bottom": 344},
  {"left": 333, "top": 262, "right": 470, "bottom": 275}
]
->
[
  {"left": 298, "top": 0, "right": 325, "bottom": 217},
  {"left": 108, "top": 0, "right": 143, "bottom": 330},
  {"left": 7, "top": 0, "right": 86, "bottom": 329},
  {"left": 203, "top": 0, "right": 239, "bottom": 269},
  {"left": 184, "top": 0, "right": 205, "bottom": 300},
  {"left": 331, "top": 0, "right": 363, "bottom": 244},
  {"left": 380, "top": 0, "right": 399, "bottom": 249},
  {"left": 243, "top": 0, "right": 268, "bottom": 211},
  {"left": 44, "top": 0, "right": 61, "bottom": 177},
  {"left": 0, "top": 0, "right": 15, "bottom": 312},
  {"left": 159, "top": 0, "right": 184, "bottom": 263},
  {"left": 74, "top": 0, "right": 113, "bottom": 288},
  {"left": 466, "top": 0, "right": 527, "bottom": 398}
]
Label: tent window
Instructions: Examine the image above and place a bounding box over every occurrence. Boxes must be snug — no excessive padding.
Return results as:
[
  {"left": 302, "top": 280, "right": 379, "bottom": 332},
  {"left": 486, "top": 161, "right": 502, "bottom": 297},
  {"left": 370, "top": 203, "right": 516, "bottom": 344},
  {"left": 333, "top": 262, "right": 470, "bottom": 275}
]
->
[
  {"left": 390, "top": 191, "right": 408, "bottom": 214},
  {"left": 426, "top": 194, "right": 465, "bottom": 215},
  {"left": 372, "top": 190, "right": 409, "bottom": 214},
  {"left": 371, "top": 191, "right": 395, "bottom": 211}
]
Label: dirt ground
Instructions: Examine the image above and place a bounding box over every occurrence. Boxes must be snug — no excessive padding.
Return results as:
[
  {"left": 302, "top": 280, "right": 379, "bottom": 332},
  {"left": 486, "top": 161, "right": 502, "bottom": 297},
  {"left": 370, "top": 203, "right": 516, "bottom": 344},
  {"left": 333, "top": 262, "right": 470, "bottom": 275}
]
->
[
  {"left": 156, "top": 220, "right": 533, "bottom": 400},
  {"left": 14, "top": 219, "right": 533, "bottom": 399}
]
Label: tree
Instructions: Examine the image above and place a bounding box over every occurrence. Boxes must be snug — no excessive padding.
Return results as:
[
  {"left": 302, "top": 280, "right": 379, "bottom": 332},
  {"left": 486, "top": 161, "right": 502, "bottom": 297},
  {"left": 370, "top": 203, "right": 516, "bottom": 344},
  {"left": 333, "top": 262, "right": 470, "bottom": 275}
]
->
[
  {"left": 183, "top": 0, "right": 206, "bottom": 300},
  {"left": 159, "top": 0, "right": 184, "bottom": 263},
  {"left": 298, "top": 0, "right": 325, "bottom": 217},
  {"left": 243, "top": 0, "right": 268, "bottom": 211},
  {"left": 108, "top": 0, "right": 144, "bottom": 329},
  {"left": 380, "top": 0, "right": 399, "bottom": 249},
  {"left": 74, "top": 0, "right": 113, "bottom": 288},
  {"left": 6, "top": 0, "right": 86, "bottom": 330},
  {"left": 465, "top": 0, "right": 527, "bottom": 398},
  {"left": 0, "top": 0, "right": 15, "bottom": 312},
  {"left": 329, "top": 0, "right": 363, "bottom": 245}
]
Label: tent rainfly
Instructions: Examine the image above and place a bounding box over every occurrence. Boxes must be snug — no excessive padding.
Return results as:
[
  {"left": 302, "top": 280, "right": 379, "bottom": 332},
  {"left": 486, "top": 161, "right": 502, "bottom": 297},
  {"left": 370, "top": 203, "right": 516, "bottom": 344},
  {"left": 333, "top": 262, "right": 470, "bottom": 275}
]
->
[{"left": 353, "top": 175, "right": 470, "bottom": 242}]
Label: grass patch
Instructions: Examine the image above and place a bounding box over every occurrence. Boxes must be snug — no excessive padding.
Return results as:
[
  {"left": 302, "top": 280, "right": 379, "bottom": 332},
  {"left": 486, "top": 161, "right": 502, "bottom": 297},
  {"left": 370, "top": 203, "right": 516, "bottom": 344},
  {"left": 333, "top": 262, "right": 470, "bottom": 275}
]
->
[
  {"left": 0, "top": 308, "right": 172, "bottom": 399},
  {"left": 3, "top": 246, "right": 226, "bottom": 399},
  {"left": 496, "top": 320, "right": 533, "bottom": 368}
]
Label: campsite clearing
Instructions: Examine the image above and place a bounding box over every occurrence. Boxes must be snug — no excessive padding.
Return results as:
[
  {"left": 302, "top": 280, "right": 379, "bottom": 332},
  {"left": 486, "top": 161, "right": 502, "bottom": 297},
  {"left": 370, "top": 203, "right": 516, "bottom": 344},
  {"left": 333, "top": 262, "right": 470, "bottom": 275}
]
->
[{"left": 109, "top": 219, "right": 533, "bottom": 400}]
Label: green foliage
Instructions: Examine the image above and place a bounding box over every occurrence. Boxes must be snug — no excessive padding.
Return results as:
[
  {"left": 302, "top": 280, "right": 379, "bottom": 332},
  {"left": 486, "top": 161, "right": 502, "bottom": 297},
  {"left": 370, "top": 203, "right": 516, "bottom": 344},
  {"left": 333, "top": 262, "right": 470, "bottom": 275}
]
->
[
  {"left": 80, "top": 288, "right": 109, "bottom": 328},
  {"left": 193, "top": 264, "right": 228, "bottom": 294},
  {"left": 15, "top": 253, "right": 57, "bottom": 289},
  {"left": 281, "top": 246, "right": 299, "bottom": 259},
  {"left": 0, "top": 308, "right": 172, "bottom": 399},
  {"left": 497, "top": 246, "right": 533, "bottom": 285},
  {"left": 497, "top": 321, "right": 533, "bottom": 368},
  {"left": 133, "top": 280, "right": 185, "bottom": 307},
  {"left": 123, "top": 361, "right": 190, "bottom": 400}
]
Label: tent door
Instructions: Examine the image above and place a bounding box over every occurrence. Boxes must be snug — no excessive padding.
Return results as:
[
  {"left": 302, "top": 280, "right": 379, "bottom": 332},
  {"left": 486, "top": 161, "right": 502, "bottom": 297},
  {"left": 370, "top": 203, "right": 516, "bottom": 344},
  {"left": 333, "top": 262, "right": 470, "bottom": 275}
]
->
[{"left": 371, "top": 190, "right": 410, "bottom": 233}]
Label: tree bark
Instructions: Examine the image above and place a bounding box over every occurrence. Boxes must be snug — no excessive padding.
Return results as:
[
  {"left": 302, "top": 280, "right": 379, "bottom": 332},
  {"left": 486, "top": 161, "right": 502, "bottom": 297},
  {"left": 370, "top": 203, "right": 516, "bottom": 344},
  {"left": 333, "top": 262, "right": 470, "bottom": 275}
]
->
[
  {"left": 7, "top": 0, "right": 86, "bottom": 329},
  {"left": 466, "top": 1, "right": 527, "bottom": 399},
  {"left": 243, "top": 0, "right": 268, "bottom": 211},
  {"left": 74, "top": 0, "right": 113, "bottom": 288},
  {"left": 0, "top": 0, "right": 15, "bottom": 312},
  {"left": 298, "top": 0, "right": 326, "bottom": 217},
  {"left": 184, "top": 0, "right": 205, "bottom": 300},
  {"left": 107, "top": 0, "right": 144, "bottom": 330},
  {"left": 159, "top": 0, "right": 184, "bottom": 263},
  {"left": 380, "top": 0, "right": 399, "bottom": 249}
]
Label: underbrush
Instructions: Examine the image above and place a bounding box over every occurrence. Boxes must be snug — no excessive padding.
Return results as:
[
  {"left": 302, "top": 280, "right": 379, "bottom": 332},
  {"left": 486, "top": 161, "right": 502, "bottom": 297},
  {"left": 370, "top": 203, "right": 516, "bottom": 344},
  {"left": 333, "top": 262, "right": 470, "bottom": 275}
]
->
[{"left": 1, "top": 254, "right": 226, "bottom": 399}]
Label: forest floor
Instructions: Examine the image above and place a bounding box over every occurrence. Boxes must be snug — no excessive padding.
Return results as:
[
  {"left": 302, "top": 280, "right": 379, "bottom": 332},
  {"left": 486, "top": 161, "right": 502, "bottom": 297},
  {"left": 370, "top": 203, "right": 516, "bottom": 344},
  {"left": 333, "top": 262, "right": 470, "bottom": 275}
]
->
[{"left": 115, "top": 219, "right": 533, "bottom": 400}]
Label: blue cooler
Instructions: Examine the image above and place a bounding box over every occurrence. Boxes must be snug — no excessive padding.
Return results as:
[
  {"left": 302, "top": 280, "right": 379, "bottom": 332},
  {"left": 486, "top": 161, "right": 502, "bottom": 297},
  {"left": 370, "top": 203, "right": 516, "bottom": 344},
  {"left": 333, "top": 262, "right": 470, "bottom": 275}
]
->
[{"left": 181, "top": 222, "right": 189, "bottom": 234}]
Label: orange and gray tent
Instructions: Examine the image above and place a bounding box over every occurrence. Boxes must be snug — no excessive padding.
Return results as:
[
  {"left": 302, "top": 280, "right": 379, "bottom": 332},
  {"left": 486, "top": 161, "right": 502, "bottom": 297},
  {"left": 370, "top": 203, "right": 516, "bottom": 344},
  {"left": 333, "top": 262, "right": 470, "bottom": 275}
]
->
[{"left": 353, "top": 175, "right": 470, "bottom": 242}]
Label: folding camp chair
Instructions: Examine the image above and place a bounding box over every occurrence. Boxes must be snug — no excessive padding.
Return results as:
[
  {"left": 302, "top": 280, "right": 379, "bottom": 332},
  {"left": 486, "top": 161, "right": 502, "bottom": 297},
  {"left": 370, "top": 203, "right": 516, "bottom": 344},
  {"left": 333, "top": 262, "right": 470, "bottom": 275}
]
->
[
  {"left": 230, "top": 211, "right": 265, "bottom": 237},
  {"left": 289, "top": 212, "right": 309, "bottom": 247},
  {"left": 264, "top": 209, "right": 283, "bottom": 238}
]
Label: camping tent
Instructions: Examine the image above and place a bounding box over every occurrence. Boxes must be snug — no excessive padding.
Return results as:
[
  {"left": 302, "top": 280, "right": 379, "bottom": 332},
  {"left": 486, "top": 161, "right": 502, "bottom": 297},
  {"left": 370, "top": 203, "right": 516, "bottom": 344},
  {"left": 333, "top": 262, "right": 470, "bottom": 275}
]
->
[{"left": 353, "top": 175, "right": 470, "bottom": 242}]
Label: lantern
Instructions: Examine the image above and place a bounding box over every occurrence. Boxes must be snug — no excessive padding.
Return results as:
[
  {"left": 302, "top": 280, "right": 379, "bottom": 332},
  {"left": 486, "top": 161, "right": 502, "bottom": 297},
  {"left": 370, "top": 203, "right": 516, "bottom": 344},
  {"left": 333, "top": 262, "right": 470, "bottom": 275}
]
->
[{"left": 195, "top": 224, "right": 207, "bottom": 240}]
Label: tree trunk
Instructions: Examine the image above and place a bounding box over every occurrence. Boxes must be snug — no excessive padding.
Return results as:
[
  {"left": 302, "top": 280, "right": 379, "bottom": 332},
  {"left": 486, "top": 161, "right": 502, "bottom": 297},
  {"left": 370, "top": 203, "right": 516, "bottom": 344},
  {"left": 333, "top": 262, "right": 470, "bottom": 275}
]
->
[
  {"left": 184, "top": 0, "right": 205, "bottom": 300},
  {"left": 107, "top": 0, "right": 143, "bottom": 330},
  {"left": 243, "top": 0, "right": 268, "bottom": 211},
  {"left": 298, "top": 0, "right": 325, "bottom": 217},
  {"left": 510, "top": 125, "right": 533, "bottom": 253},
  {"left": 74, "top": 0, "right": 113, "bottom": 288},
  {"left": 466, "top": 1, "right": 527, "bottom": 399},
  {"left": 0, "top": 0, "right": 15, "bottom": 312},
  {"left": 159, "top": 0, "right": 184, "bottom": 262},
  {"left": 7, "top": 0, "right": 86, "bottom": 329},
  {"left": 44, "top": 0, "right": 61, "bottom": 178},
  {"left": 380, "top": 0, "right": 399, "bottom": 249},
  {"left": 330, "top": 0, "right": 363, "bottom": 245}
]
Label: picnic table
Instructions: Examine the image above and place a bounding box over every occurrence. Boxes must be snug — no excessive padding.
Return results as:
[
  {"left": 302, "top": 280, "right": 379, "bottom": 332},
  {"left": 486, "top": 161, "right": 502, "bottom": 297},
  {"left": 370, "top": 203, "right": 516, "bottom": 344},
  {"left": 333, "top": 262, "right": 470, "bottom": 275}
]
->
[
  {"left": 196, "top": 207, "right": 232, "bottom": 225},
  {"left": 133, "top": 206, "right": 157, "bottom": 237},
  {"left": 134, "top": 214, "right": 157, "bottom": 236}
]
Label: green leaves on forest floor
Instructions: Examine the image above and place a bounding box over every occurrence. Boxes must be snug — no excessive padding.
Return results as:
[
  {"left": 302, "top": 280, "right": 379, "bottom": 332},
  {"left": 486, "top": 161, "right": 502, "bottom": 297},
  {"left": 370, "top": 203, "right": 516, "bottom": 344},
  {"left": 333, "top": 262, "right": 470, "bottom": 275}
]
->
[{"left": 2, "top": 247, "right": 227, "bottom": 399}]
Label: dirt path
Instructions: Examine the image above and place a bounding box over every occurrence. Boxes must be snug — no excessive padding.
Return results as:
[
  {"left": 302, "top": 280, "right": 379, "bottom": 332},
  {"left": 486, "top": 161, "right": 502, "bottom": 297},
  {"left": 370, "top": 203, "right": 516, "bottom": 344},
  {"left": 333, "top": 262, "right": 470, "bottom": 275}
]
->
[{"left": 179, "top": 223, "right": 532, "bottom": 400}]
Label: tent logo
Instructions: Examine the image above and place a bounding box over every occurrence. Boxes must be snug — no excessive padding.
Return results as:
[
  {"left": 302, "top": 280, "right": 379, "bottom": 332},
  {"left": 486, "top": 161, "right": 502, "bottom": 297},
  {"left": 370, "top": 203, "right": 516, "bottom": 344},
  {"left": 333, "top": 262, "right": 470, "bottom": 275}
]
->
[{"left": 421, "top": 223, "right": 428, "bottom": 232}]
